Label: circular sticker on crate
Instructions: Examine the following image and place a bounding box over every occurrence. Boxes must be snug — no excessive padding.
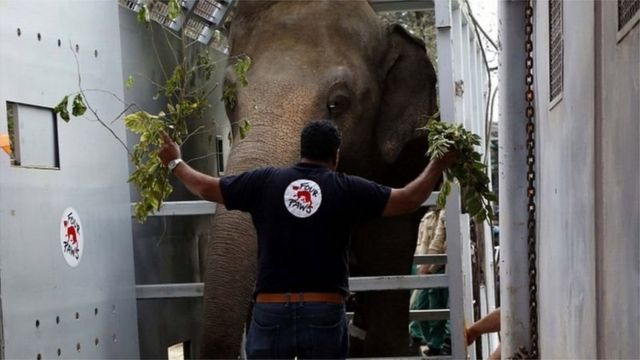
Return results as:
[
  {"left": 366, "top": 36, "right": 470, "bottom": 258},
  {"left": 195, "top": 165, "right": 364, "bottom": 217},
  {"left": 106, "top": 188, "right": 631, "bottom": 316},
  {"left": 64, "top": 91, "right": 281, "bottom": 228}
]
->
[{"left": 60, "top": 207, "right": 84, "bottom": 267}]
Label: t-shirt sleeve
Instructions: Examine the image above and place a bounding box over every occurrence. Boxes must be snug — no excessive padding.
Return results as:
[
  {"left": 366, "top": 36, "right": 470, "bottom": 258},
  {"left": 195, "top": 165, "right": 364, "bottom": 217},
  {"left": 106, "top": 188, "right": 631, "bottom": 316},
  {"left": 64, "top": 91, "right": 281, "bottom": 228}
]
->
[
  {"left": 344, "top": 175, "right": 391, "bottom": 222},
  {"left": 220, "top": 168, "right": 271, "bottom": 212}
]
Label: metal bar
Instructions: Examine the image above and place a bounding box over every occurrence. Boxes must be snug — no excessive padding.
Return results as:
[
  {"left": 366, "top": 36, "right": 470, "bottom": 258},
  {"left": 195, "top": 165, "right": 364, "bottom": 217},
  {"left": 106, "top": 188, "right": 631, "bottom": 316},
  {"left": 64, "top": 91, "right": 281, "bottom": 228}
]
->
[
  {"left": 346, "top": 357, "right": 451, "bottom": 360},
  {"left": 349, "top": 274, "right": 449, "bottom": 291},
  {"left": 413, "top": 254, "right": 448, "bottom": 265},
  {"left": 498, "top": 0, "right": 532, "bottom": 355},
  {"left": 136, "top": 283, "right": 204, "bottom": 299},
  {"left": 370, "top": 0, "right": 434, "bottom": 12},
  {"left": 451, "top": 7, "right": 466, "bottom": 126},
  {"left": 435, "top": 1, "right": 466, "bottom": 359},
  {"left": 135, "top": 194, "right": 436, "bottom": 217},
  {"left": 408, "top": 309, "right": 451, "bottom": 321},
  {"left": 421, "top": 191, "right": 440, "bottom": 207},
  {"left": 346, "top": 309, "right": 450, "bottom": 321},
  {"left": 131, "top": 200, "right": 217, "bottom": 217},
  {"left": 471, "top": 43, "right": 481, "bottom": 138},
  {"left": 136, "top": 274, "right": 449, "bottom": 300},
  {"left": 462, "top": 22, "right": 474, "bottom": 130},
  {"left": 459, "top": 213, "right": 476, "bottom": 360}
]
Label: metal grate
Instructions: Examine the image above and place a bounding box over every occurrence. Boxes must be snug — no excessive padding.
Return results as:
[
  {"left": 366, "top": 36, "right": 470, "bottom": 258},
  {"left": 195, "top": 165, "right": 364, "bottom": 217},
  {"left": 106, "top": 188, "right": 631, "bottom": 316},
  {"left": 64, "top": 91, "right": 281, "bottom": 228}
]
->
[
  {"left": 183, "top": 17, "right": 213, "bottom": 43},
  {"left": 618, "top": 0, "right": 640, "bottom": 30},
  {"left": 149, "top": 2, "right": 172, "bottom": 26},
  {"left": 549, "top": 0, "right": 563, "bottom": 101},
  {"left": 193, "top": 0, "right": 229, "bottom": 25},
  {"left": 118, "top": 0, "right": 142, "bottom": 12}
]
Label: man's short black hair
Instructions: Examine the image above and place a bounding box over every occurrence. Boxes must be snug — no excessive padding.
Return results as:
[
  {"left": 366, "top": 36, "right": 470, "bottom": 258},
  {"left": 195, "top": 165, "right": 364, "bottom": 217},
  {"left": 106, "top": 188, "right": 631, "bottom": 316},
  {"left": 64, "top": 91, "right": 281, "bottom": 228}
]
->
[{"left": 300, "top": 120, "right": 342, "bottom": 162}]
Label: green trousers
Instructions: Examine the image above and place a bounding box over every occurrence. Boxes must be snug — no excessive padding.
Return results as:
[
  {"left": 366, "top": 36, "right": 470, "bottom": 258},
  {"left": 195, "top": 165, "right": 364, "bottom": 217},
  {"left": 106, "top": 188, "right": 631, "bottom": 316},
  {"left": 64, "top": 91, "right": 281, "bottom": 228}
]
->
[{"left": 409, "top": 267, "right": 450, "bottom": 350}]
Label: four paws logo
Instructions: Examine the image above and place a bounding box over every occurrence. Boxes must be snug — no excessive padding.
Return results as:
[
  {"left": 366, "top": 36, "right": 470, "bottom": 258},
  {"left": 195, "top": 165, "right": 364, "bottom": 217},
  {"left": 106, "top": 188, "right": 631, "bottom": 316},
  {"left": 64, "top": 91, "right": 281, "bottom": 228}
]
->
[
  {"left": 284, "top": 180, "right": 322, "bottom": 218},
  {"left": 60, "top": 207, "right": 83, "bottom": 267}
]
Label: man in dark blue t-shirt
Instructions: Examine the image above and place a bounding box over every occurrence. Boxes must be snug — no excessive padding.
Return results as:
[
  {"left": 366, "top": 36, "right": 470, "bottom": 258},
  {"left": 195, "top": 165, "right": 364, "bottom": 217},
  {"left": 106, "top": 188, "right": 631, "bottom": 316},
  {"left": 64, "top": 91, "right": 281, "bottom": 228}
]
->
[{"left": 159, "top": 120, "right": 456, "bottom": 359}]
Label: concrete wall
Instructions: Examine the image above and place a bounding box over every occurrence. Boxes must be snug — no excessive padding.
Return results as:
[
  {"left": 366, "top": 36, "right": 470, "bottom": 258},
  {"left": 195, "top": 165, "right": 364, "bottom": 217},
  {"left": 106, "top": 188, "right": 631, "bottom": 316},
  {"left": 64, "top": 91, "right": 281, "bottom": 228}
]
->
[
  {"left": 595, "top": 2, "right": 640, "bottom": 358},
  {"left": 535, "top": 1, "right": 598, "bottom": 358}
]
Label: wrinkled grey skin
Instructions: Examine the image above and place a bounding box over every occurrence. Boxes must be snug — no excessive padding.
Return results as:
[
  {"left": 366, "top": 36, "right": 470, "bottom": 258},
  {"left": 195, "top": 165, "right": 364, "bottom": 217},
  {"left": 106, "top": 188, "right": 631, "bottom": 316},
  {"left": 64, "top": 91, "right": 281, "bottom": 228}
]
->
[{"left": 201, "top": 1, "right": 438, "bottom": 357}]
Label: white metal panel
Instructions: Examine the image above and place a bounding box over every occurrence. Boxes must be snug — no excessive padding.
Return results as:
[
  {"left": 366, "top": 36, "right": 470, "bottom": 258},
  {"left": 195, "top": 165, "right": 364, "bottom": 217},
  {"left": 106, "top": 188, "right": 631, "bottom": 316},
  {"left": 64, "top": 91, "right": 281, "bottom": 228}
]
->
[
  {"left": 535, "top": 1, "right": 598, "bottom": 358},
  {"left": 0, "top": 1, "right": 139, "bottom": 358},
  {"left": 435, "top": 1, "right": 467, "bottom": 358},
  {"left": 12, "top": 103, "right": 58, "bottom": 168},
  {"left": 498, "top": 0, "right": 534, "bottom": 355},
  {"left": 595, "top": 1, "right": 640, "bottom": 359}
]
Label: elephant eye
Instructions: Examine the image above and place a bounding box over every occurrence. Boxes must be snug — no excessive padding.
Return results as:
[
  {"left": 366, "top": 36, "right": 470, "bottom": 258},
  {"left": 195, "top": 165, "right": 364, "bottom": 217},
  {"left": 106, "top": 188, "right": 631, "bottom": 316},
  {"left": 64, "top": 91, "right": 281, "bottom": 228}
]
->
[{"left": 327, "top": 94, "right": 351, "bottom": 117}]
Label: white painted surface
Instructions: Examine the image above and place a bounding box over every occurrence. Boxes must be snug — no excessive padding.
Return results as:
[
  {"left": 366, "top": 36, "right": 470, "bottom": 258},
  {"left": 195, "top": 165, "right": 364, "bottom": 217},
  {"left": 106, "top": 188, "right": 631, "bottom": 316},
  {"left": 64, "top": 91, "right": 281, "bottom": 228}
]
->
[
  {"left": 0, "top": 1, "right": 140, "bottom": 358},
  {"left": 498, "top": 0, "right": 532, "bottom": 355},
  {"left": 535, "top": 1, "right": 598, "bottom": 358},
  {"left": 531, "top": 1, "right": 640, "bottom": 358},
  {"left": 595, "top": 2, "right": 640, "bottom": 359}
]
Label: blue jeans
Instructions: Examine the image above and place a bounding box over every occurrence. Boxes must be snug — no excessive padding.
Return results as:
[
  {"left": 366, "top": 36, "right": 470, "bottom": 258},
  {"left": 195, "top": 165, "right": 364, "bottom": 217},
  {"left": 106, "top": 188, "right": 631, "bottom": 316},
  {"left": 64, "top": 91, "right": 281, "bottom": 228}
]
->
[{"left": 246, "top": 302, "right": 349, "bottom": 359}]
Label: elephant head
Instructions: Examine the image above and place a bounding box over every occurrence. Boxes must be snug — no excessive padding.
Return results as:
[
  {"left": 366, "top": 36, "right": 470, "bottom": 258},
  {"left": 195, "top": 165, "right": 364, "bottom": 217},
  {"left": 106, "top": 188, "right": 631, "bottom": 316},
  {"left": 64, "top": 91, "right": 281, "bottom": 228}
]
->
[{"left": 201, "top": 1, "right": 437, "bottom": 356}]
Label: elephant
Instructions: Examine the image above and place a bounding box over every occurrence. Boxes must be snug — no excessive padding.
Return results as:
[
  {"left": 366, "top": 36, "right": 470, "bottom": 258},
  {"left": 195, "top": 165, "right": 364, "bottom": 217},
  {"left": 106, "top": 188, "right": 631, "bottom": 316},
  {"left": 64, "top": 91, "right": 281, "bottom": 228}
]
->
[{"left": 201, "top": 0, "right": 438, "bottom": 357}]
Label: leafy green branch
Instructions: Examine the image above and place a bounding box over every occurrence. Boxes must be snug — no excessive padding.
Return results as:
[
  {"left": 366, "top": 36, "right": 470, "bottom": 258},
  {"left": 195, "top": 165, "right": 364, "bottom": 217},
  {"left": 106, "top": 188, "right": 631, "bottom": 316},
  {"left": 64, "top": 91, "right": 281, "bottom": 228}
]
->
[
  {"left": 221, "top": 55, "right": 252, "bottom": 115},
  {"left": 54, "top": 8, "right": 241, "bottom": 222},
  {"left": 424, "top": 118, "right": 497, "bottom": 223}
]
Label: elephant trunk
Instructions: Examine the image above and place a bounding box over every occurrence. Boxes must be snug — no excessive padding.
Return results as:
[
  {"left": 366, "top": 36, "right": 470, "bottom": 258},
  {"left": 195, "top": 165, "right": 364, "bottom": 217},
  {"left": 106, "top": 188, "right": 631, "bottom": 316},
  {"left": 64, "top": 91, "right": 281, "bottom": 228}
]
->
[
  {"left": 201, "top": 84, "right": 320, "bottom": 357},
  {"left": 201, "top": 207, "right": 255, "bottom": 357}
]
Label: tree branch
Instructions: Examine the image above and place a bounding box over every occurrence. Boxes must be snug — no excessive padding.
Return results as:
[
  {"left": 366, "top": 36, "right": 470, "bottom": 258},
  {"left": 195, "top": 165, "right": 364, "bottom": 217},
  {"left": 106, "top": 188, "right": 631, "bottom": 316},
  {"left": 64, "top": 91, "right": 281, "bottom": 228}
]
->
[{"left": 70, "top": 42, "right": 132, "bottom": 157}]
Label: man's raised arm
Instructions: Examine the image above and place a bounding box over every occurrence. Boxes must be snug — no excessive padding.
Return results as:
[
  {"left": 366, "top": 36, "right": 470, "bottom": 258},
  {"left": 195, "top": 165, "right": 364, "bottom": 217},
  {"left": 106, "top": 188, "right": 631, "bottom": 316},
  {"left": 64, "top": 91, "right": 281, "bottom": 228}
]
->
[
  {"left": 383, "top": 152, "right": 456, "bottom": 217},
  {"left": 158, "top": 132, "right": 225, "bottom": 204}
]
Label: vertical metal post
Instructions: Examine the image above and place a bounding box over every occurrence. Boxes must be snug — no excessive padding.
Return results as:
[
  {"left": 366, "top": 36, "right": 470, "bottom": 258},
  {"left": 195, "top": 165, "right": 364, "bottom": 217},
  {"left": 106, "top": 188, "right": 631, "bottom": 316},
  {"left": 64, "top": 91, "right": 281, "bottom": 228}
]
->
[
  {"left": 475, "top": 47, "right": 484, "bottom": 139},
  {"left": 469, "top": 35, "right": 480, "bottom": 136},
  {"left": 461, "top": 22, "right": 473, "bottom": 130},
  {"left": 498, "top": 0, "right": 531, "bottom": 356},
  {"left": 451, "top": 6, "right": 466, "bottom": 124},
  {"left": 435, "top": 1, "right": 466, "bottom": 359}
]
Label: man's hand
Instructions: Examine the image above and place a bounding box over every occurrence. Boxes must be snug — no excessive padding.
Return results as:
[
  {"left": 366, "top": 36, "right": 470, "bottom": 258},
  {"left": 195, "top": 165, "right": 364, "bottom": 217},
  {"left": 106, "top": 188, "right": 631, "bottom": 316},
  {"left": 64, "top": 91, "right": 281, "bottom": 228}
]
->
[
  {"left": 465, "top": 327, "right": 478, "bottom": 346},
  {"left": 435, "top": 150, "right": 459, "bottom": 170},
  {"left": 159, "top": 131, "right": 181, "bottom": 166},
  {"left": 157, "top": 131, "right": 224, "bottom": 204},
  {"left": 382, "top": 149, "right": 459, "bottom": 217},
  {"left": 418, "top": 265, "right": 431, "bottom": 275}
]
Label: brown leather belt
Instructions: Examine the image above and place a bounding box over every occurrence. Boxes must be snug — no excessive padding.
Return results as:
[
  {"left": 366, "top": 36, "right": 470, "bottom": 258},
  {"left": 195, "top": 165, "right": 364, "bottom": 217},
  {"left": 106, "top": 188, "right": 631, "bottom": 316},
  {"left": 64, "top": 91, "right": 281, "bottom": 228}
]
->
[{"left": 256, "top": 292, "right": 344, "bottom": 304}]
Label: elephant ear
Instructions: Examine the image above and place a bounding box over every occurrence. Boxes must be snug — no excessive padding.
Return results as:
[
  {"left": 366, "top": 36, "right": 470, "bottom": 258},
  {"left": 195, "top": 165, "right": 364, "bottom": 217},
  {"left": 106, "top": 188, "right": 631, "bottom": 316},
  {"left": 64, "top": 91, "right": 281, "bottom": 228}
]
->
[{"left": 376, "top": 24, "right": 438, "bottom": 165}]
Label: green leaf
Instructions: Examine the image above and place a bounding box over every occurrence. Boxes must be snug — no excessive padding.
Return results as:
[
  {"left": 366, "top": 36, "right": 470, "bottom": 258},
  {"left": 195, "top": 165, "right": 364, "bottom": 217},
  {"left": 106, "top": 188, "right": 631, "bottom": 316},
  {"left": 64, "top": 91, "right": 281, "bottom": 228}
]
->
[
  {"left": 167, "top": 0, "right": 181, "bottom": 20},
  {"left": 239, "top": 119, "right": 252, "bottom": 139},
  {"left": 124, "top": 111, "right": 150, "bottom": 133},
  {"left": 466, "top": 196, "right": 482, "bottom": 217},
  {"left": 437, "top": 191, "right": 447, "bottom": 209},
  {"left": 137, "top": 5, "right": 150, "bottom": 23},
  {"left": 436, "top": 180, "right": 451, "bottom": 209},
  {"left": 165, "top": 65, "right": 184, "bottom": 97},
  {"left": 424, "top": 118, "right": 496, "bottom": 225},
  {"left": 234, "top": 55, "right": 252, "bottom": 87},
  {"left": 54, "top": 96, "right": 70, "bottom": 122},
  {"left": 126, "top": 75, "right": 135, "bottom": 89},
  {"left": 222, "top": 83, "right": 237, "bottom": 111},
  {"left": 72, "top": 94, "right": 87, "bottom": 116}
]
